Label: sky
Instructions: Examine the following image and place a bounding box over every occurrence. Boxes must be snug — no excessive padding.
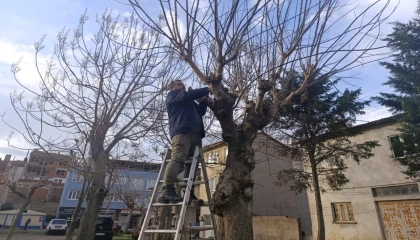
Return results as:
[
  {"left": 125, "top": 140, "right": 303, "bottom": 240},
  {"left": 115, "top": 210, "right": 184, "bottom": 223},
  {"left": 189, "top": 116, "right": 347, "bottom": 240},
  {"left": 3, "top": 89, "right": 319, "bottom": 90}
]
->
[{"left": 0, "top": 0, "right": 417, "bottom": 160}]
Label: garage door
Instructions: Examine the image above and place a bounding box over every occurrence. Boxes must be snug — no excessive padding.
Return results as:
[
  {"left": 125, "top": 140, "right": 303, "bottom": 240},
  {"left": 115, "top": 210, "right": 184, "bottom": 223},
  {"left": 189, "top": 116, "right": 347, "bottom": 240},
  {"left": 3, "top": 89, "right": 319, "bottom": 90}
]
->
[{"left": 378, "top": 200, "right": 420, "bottom": 240}]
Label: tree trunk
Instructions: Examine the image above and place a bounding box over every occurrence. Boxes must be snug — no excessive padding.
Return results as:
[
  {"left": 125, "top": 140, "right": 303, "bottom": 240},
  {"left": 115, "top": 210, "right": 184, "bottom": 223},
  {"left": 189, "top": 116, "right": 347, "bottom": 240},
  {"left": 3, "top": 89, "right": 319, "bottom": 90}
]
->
[
  {"left": 211, "top": 137, "right": 256, "bottom": 240},
  {"left": 137, "top": 213, "right": 146, "bottom": 231},
  {"left": 311, "top": 160, "right": 325, "bottom": 240},
  {"left": 154, "top": 206, "right": 173, "bottom": 240},
  {"left": 77, "top": 150, "right": 107, "bottom": 240},
  {"left": 124, "top": 209, "right": 133, "bottom": 232},
  {"left": 216, "top": 216, "right": 225, "bottom": 240},
  {"left": 66, "top": 179, "right": 87, "bottom": 240},
  {"left": 6, "top": 196, "right": 32, "bottom": 240}
]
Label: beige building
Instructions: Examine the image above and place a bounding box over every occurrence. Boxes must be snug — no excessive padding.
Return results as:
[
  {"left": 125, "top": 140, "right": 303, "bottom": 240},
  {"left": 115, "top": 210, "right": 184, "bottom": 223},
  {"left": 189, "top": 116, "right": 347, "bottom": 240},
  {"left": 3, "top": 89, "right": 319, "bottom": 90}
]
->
[
  {"left": 307, "top": 117, "right": 420, "bottom": 240},
  {"left": 198, "top": 133, "right": 312, "bottom": 239}
]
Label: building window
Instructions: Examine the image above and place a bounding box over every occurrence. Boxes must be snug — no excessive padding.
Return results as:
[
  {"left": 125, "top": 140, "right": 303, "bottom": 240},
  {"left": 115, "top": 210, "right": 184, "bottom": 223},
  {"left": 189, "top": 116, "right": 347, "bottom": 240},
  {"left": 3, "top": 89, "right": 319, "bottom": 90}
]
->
[
  {"left": 203, "top": 214, "right": 212, "bottom": 225},
  {"left": 118, "top": 176, "right": 128, "bottom": 185},
  {"left": 112, "top": 194, "right": 122, "bottom": 202},
  {"left": 389, "top": 135, "right": 405, "bottom": 158},
  {"left": 56, "top": 170, "right": 66, "bottom": 175},
  {"left": 209, "top": 178, "right": 217, "bottom": 192},
  {"left": 72, "top": 173, "right": 84, "bottom": 182},
  {"left": 130, "top": 177, "right": 145, "bottom": 191},
  {"left": 373, "top": 184, "right": 419, "bottom": 197},
  {"left": 207, "top": 152, "right": 219, "bottom": 163},
  {"left": 68, "top": 190, "right": 80, "bottom": 200},
  {"left": 54, "top": 179, "right": 58, "bottom": 183},
  {"left": 331, "top": 202, "right": 355, "bottom": 223}
]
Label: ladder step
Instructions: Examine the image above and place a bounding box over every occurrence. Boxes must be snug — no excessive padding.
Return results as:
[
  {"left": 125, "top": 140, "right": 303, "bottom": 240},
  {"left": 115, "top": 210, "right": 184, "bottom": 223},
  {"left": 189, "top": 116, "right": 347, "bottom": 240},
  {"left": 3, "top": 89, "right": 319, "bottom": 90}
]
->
[
  {"left": 152, "top": 201, "right": 209, "bottom": 207},
  {"left": 152, "top": 202, "right": 184, "bottom": 207},
  {"left": 158, "top": 179, "right": 205, "bottom": 186},
  {"left": 177, "top": 181, "right": 205, "bottom": 186},
  {"left": 144, "top": 229, "right": 178, "bottom": 234}
]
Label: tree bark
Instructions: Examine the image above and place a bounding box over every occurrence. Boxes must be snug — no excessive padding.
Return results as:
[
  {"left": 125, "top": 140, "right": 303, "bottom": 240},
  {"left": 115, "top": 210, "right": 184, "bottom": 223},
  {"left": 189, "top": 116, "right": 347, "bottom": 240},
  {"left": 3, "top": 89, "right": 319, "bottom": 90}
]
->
[
  {"left": 211, "top": 137, "right": 256, "bottom": 240},
  {"left": 311, "top": 158, "right": 325, "bottom": 240},
  {"left": 6, "top": 193, "right": 33, "bottom": 240},
  {"left": 66, "top": 179, "right": 87, "bottom": 240},
  {"left": 154, "top": 206, "right": 172, "bottom": 240},
  {"left": 124, "top": 209, "right": 133, "bottom": 232},
  {"left": 77, "top": 150, "right": 107, "bottom": 240}
]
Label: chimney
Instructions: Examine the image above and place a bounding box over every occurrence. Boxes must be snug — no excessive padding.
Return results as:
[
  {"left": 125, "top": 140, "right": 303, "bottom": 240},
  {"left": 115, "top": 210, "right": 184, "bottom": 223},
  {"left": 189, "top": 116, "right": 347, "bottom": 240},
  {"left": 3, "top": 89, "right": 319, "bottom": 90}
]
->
[{"left": 4, "top": 155, "right": 12, "bottom": 161}]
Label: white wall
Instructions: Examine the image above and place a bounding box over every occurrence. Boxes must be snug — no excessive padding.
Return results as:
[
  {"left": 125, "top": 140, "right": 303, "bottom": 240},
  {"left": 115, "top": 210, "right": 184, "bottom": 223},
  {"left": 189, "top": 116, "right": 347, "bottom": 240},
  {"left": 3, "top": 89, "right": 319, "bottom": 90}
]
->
[
  {"left": 307, "top": 122, "right": 419, "bottom": 240},
  {"left": 252, "top": 134, "right": 312, "bottom": 237}
]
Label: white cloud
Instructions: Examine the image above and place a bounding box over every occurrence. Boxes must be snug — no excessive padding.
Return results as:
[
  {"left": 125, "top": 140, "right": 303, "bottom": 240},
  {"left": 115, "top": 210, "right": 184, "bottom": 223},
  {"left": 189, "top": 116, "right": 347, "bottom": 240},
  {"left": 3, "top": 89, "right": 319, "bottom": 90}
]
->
[
  {"left": 357, "top": 106, "right": 392, "bottom": 124},
  {"left": 0, "top": 40, "right": 51, "bottom": 92},
  {"left": 161, "top": 10, "right": 187, "bottom": 40},
  {"left": 123, "top": 11, "right": 132, "bottom": 17}
]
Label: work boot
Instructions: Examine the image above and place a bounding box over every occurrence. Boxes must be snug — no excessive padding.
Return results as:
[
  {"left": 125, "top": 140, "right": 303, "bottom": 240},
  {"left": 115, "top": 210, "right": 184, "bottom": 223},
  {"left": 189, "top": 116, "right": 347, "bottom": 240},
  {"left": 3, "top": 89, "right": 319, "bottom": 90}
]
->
[
  {"left": 188, "top": 191, "right": 204, "bottom": 205},
  {"left": 157, "top": 186, "right": 183, "bottom": 203}
]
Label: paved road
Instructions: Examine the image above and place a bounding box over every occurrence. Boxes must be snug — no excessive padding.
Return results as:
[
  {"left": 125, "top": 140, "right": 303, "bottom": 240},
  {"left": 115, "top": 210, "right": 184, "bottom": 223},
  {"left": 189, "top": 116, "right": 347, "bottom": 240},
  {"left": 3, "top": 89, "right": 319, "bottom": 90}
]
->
[{"left": 0, "top": 234, "right": 72, "bottom": 240}]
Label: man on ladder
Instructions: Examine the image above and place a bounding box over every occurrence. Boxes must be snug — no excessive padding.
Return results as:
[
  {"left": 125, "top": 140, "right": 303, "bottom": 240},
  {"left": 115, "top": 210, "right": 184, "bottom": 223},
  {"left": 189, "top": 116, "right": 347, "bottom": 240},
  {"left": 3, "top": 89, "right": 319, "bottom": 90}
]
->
[{"left": 157, "top": 79, "right": 211, "bottom": 203}]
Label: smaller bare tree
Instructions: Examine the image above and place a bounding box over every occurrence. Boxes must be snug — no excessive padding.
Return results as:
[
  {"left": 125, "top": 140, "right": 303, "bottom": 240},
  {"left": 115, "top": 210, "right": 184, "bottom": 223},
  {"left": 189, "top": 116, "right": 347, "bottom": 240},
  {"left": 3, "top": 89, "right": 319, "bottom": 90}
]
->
[
  {"left": 113, "top": 175, "right": 147, "bottom": 233},
  {"left": 2, "top": 180, "right": 47, "bottom": 240},
  {"left": 66, "top": 171, "right": 91, "bottom": 240}
]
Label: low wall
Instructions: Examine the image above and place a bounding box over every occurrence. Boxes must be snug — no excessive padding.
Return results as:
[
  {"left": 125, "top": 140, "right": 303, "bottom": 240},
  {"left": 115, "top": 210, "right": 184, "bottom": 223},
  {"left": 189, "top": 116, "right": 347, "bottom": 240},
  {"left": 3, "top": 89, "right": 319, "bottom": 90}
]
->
[{"left": 253, "top": 216, "right": 302, "bottom": 240}]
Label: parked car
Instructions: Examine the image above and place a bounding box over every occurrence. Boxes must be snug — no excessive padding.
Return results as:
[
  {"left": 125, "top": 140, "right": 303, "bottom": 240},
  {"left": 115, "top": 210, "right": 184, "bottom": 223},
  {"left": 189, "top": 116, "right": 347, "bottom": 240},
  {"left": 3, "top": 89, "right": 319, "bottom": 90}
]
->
[
  {"left": 45, "top": 219, "right": 67, "bottom": 235},
  {"left": 94, "top": 216, "right": 115, "bottom": 240}
]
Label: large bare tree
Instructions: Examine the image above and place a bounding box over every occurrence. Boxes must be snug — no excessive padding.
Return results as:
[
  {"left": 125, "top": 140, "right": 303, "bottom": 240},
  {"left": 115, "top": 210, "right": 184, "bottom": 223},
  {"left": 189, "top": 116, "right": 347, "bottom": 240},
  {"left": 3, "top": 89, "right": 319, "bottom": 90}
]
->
[
  {"left": 4, "top": 10, "right": 185, "bottom": 240},
  {"left": 128, "top": 0, "right": 394, "bottom": 239}
]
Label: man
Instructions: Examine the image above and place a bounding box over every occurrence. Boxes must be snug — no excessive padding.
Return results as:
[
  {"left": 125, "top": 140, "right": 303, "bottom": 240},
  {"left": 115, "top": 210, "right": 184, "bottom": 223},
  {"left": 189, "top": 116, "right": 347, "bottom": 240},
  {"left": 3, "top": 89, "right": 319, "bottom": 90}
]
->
[
  {"left": 157, "top": 79, "right": 211, "bottom": 203},
  {"left": 24, "top": 218, "right": 31, "bottom": 230}
]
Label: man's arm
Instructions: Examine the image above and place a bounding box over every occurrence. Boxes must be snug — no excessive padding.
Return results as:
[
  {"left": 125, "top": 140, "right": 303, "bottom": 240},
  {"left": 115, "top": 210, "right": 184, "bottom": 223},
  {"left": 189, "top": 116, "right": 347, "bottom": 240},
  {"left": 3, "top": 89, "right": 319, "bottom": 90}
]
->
[
  {"left": 195, "top": 100, "right": 208, "bottom": 116},
  {"left": 167, "top": 87, "right": 209, "bottom": 104}
]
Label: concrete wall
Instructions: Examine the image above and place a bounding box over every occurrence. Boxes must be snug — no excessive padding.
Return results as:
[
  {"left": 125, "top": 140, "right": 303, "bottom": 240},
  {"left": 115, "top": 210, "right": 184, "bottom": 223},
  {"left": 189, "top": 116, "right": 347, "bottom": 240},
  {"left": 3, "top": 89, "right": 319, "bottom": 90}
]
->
[
  {"left": 252, "top": 134, "right": 312, "bottom": 236},
  {"left": 199, "top": 133, "right": 312, "bottom": 237},
  {"left": 0, "top": 185, "right": 7, "bottom": 205},
  {"left": 0, "top": 213, "right": 46, "bottom": 228},
  {"left": 8, "top": 165, "right": 25, "bottom": 182},
  {"left": 253, "top": 216, "right": 302, "bottom": 240},
  {"left": 307, "top": 122, "right": 420, "bottom": 240}
]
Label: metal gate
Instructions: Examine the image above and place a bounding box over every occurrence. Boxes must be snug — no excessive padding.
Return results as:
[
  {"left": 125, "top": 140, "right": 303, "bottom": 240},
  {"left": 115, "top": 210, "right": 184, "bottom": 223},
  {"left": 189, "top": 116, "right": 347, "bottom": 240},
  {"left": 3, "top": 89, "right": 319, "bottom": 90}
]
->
[{"left": 378, "top": 200, "right": 420, "bottom": 240}]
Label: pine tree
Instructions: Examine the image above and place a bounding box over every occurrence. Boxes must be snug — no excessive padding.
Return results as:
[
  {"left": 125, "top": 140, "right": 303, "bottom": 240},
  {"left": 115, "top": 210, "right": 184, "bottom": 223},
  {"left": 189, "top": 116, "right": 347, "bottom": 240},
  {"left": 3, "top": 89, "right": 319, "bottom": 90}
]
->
[
  {"left": 273, "top": 72, "right": 379, "bottom": 240},
  {"left": 374, "top": 18, "right": 420, "bottom": 178}
]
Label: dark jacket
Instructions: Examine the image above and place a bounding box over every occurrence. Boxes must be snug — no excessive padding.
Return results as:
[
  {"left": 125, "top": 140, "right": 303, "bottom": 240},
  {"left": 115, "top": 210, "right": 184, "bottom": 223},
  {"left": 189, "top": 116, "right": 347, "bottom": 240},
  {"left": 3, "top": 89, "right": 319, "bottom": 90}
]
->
[{"left": 166, "top": 87, "right": 209, "bottom": 139}]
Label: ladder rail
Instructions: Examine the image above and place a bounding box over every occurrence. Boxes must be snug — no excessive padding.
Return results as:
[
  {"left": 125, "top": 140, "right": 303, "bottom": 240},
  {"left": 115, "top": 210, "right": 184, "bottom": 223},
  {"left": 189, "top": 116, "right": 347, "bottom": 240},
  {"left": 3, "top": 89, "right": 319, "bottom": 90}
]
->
[
  {"left": 138, "top": 150, "right": 170, "bottom": 240},
  {"left": 139, "top": 146, "right": 219, "bottom": 240},
  {"left": 200, "top": 150, "right": 218, "bottom": 240},
  {"left": 174, "top": 146, "right": 200, "bottom": 239}
]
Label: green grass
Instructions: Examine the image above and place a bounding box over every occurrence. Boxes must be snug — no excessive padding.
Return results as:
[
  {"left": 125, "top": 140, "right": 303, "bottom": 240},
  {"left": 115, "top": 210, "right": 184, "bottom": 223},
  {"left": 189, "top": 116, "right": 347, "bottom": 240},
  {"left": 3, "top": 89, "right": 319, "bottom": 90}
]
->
[{"left": 113, "top": 235, "right": 132, "bottom": 240}]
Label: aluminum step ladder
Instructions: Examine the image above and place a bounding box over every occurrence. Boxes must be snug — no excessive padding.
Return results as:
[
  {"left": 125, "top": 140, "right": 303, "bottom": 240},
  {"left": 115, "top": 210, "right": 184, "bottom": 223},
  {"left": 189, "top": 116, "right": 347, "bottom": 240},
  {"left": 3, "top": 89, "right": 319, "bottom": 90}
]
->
[{"left": 138, "top": 146, "right": 218, "bottom": 240}]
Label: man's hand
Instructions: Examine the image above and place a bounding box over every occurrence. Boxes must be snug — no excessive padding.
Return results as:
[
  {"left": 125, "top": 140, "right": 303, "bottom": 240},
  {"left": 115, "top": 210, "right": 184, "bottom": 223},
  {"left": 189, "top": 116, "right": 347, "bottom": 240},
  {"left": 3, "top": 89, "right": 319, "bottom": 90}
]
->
[{"left": 198, "top": 96, "right": 213, "bottom": 105}]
